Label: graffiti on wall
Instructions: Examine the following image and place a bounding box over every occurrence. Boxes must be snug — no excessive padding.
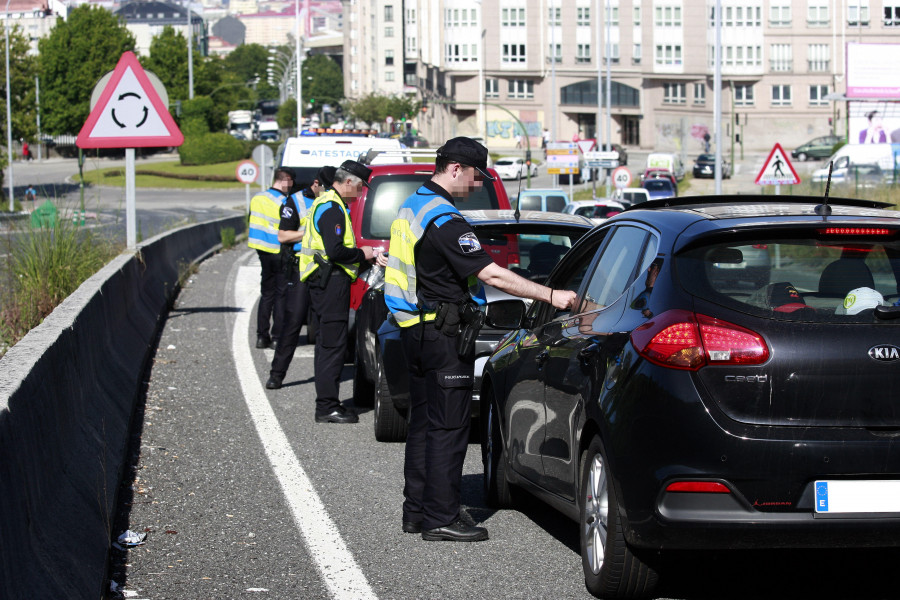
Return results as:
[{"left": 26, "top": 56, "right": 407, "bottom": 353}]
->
[{"left": 485, "top": 109, "right": 544, "bottom": 147}]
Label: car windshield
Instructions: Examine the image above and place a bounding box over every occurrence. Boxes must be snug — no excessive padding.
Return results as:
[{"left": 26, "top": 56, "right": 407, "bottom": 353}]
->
[
  {"left": 676, "top": 233, "right": 900, "bottom": 323},
  {"left": 496, "top": 159, "right": 514, "bottom": 166},
  {"left": 362, "top": 173, "right": 501, "bottom": 240},
  {"left": 474, "top": 224, "right": 587, "bottom": 283}
]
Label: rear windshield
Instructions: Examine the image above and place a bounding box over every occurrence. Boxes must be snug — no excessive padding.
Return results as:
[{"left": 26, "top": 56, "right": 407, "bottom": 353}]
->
[
  {"left": 643, "top": 180, "right": 672, "bottom": 191},
  {"left": 677, "top": 232, "right": 900, "bottom": 323},
  {"left": 362, "top": 173, "right": 502, "bottom": 240}
]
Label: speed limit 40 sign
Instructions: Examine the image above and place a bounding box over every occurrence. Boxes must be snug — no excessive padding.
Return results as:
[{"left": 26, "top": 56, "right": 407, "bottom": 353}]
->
[
  {"left": 612, "top": 166, "right": 632, "bottom": 189},
  {"left": 236, "top": 160, "right": 259, "bottom": 184}
]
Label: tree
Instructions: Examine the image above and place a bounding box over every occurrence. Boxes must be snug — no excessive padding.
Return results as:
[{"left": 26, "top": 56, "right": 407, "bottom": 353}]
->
[
  {"left": 38, "top": 5, "right": 136, "bottom": 134},
  {"left": 302, "top": 54, "right": 342, "bottom": 110},
  {"left": 277, "top": 98, "right": 297, "bottom": 131},
  {"left": 224, "top": 43, "right": 269, "bottom": 88},
  {"left": 145, "top": 26, "right": 190, "bottom": 103},
  {"left": 345, "top": 92, "right": 418, "bottom": 127},
  {"left": 0, "top": 25, "right": 38, "bottom": 142}
]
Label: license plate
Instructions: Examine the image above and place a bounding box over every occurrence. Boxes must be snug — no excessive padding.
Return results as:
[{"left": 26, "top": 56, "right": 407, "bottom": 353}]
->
[{"left": 815, "top": 480, "right": 900, "bottom": 513}]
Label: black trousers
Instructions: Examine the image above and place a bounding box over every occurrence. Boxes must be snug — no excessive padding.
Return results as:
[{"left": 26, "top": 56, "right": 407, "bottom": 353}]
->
[
  {"left": 308, "top": 271, "right": 351, "bottom": 416},
  {"left": 256, "top": 249, "right": 286, "bottom": 340},
  {"left": 400, "top": 325, "right": 475, "bottom": 530},
  {"left": 269, "top": 265, "right": 310, "bottom": 379}
]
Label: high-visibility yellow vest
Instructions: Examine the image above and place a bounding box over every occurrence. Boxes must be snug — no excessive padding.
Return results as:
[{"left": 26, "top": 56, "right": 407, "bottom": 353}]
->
[
  {"left": 384, "top": 186, "right": 484, "bottom": 327},
  {"left": 287, "top": 191, "right": 316, "bottom": 256},
  {"left": 248, "top": 189, "right": 285, "bottom": 253},
  {"left": 297, "top": 189, "right": 359, "bottom": 281}
]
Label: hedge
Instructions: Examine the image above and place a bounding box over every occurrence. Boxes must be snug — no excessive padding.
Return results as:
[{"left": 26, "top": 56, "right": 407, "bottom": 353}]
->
[{"left": 179, "top": 132, "right": 246, "bottom": 166}]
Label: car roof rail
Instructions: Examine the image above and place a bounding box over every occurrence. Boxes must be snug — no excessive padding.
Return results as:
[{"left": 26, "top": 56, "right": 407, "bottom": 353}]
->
[
  {"left": 629, "top": 195, "right": 893, "bottom": 211},
  {"left": 357, "top": 148, "right": 437, "bottom": 165}
]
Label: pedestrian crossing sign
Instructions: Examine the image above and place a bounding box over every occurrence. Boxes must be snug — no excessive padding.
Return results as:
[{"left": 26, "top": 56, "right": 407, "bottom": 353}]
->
[{"left": 755, "top": 143, "right": 800, "bottom": 186}]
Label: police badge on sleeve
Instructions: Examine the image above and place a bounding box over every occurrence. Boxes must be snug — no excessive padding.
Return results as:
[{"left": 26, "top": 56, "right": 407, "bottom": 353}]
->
[
  {"left": 458, "top": 232, "right": 481, "bottom": 253},
  {"left": 281, "top": 205, "right": 293, "bottom": 219}
]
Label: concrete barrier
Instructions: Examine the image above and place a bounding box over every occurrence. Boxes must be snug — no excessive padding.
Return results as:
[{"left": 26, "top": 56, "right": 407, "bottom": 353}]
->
[{"left": 0, "top": 214, "right": 246, "bottom": 598}]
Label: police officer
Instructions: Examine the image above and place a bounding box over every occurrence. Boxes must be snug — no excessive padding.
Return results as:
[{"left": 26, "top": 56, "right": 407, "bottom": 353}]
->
[
  {"left": 248, "top": 167, "right": 294, "bottom": 349},
  {"left": 383, "top": 137, "right": 576, "bottom": 541},
  {"left": 266, "top": 165, "right": 337, "bottom": 389},
  {"left": 297, "top": 159, "right": 376, "bottom": 423}
]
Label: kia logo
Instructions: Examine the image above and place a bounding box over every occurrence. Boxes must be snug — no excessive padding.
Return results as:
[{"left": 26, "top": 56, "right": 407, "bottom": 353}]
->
[{"left": 869, "top": 344, "right": 900, "bottom": 362}]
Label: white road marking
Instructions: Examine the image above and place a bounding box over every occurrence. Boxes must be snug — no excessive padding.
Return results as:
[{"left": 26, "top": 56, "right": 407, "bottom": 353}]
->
[{"left": 232, "top": 259, "right": 376, "bottom": 600}]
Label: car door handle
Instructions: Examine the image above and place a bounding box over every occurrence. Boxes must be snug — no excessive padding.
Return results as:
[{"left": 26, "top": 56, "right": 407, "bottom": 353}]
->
[{"left": 536, "top": 349, "right": 550, "bottom": 366}]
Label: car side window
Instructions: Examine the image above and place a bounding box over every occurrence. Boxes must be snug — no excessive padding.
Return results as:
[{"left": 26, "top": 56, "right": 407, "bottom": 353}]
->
[
  {"left": 547, "top": 196, "right": 567, "bottom": 212},
  {"left": 579, "top": 226, "right": 649, "bottom": 313}
]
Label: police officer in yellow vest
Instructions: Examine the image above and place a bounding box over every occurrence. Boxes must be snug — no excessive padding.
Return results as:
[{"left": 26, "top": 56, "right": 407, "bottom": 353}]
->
[
  {"left": 267, "top": 165, "right": 337, "bottom": 390},
  {"left": 298, "top": 159, "right": 376, "bottom": 423},
  {"left": 248, "top": 167, "right": 294, "bottom": 349},
  {"left": 383, "top": 137, "right": 577, "bottom": 541}
]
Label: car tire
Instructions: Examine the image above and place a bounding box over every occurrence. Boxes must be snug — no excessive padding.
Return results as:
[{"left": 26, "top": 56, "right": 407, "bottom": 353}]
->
[
  {"left": 482, "top": 389, "right": 514, "bottom": 508},
  {"left": 580, "top": 436, "right": 658, "bottom": 599},
  {"left": 797, "top": 152, "right": 808, "bottom": 162},
  {"left": 373, "top": 351, "right": 408, "bottom": 442}
]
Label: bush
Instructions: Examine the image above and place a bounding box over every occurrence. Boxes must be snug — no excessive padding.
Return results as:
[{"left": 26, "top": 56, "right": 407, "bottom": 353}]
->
[{"left": 179, "top": 132, "right": 246, "bottom": 166}]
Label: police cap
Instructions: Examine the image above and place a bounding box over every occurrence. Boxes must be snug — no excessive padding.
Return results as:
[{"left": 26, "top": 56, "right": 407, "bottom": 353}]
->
[
  {"left": 338, "top": 160, "right": 372, "bottom": 188},
  {"left": 436, "top": 137, "right": 496, "bottom": 181}
]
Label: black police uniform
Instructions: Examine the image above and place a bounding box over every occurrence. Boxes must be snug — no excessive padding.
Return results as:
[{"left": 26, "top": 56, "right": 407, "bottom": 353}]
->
[
  {"left": 400, "top": 181, "right": 493, "bottom": 531},
  {"left": 308, "top": 193, "right": 367, "bottom": 418},
  {"left": 268, "top": 190, "right": 314, "bottom": 384}
]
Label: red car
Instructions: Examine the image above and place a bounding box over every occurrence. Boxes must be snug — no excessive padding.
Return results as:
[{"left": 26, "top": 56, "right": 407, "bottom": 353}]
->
[{"left": 639, "top": 167, "right": 677, "bottom": 187}]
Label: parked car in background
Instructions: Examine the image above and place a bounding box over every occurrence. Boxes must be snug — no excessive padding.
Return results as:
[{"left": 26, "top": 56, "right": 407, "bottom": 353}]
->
[
  {"left": 361, "top": 210, "right": 593, "bottom": 442},
  {"left": 693, "top": 153, "right": 731, "bottom": 178},
  {"left": 642, "top": 177, "right": 678, "bottom": 200},
  {"left": 645, "top": 152, "right": 685, "bottom": 181},
  {"left": 562, "top": 199, "right": 626, "bottom": 224},
  {"left": 791, "top": 134, "right": 842, "bottom": 161},
  {"left": 514, "top": 188, "right": 570, "bottom": 213},
  {"left": 480, "top": 195, "right": 900, "bottom": 599},
  {"left": 494, "top": 156, "right": 539, "bottom": 180},
  {"left": 610, "top": 187, "right": 651, "bottom": 208},
  {"left": 812, "top": 144, "right": 896, "bottom": 184},
  {"left": 640, "top": 167, "right": 677, "bottom": 186},
  {"left": 397, "top": 133, "right": 429, "bottom": 148}
]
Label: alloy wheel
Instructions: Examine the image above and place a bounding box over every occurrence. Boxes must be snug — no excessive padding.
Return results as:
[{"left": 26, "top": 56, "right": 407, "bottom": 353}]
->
[{"left": 583, "top": 453, "right": 609, "bottom": 575}]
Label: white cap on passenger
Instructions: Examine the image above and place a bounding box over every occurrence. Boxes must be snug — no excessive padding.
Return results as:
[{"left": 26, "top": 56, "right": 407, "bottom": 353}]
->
[{"left": 836, "top": 287, "right": 885, "bottom": 315}]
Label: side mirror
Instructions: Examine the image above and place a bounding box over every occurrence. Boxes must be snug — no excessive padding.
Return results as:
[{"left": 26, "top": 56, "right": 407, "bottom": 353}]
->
[{"left": 485, "top": 299, "right": 527, "bottom": 330}]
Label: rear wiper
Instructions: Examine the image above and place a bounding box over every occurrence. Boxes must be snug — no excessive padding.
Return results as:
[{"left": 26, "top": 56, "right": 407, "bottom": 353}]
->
[{"left": 875, "top": 305, "right": 900, "bottom": 320}]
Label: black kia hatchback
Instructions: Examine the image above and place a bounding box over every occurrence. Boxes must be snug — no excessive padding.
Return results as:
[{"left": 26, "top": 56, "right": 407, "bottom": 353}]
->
[{"left": 479, "top": 195, "right": 900, "bottom": 599}]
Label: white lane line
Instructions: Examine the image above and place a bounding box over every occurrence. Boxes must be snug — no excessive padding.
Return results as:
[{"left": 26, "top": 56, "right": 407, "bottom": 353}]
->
[{"left": 232, "top": 262, "right": 377, "bottom": 600}]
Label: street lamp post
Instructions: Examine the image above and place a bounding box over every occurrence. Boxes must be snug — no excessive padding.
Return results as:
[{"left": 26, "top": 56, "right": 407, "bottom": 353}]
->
[{"left": 5, "top": 0, "right": 14, "bottom": 211}]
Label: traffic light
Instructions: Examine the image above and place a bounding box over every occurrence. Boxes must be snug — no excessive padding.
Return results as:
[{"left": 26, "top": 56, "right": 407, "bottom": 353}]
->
[{"left": 420, "top": 100, "right": 428, "bottom": 113}]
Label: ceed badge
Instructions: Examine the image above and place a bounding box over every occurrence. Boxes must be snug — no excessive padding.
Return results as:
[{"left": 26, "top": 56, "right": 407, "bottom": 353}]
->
[{"left": 458, "top": 232, "right": 481, "bottom": 253}]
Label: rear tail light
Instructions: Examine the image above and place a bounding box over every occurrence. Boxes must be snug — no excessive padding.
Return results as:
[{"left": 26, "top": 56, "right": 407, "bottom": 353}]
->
[
  {"left": 631, "top": 309, "right": 769, "bottom": 370},
  {"left": 665, "top": 481, "right": 731, "bottom": 493},
  {"left": 752, "top": 244, "right": 768, "bottom": 249},
  {"left": 507, "top": 252, "right": 520, "bottom": 269}
]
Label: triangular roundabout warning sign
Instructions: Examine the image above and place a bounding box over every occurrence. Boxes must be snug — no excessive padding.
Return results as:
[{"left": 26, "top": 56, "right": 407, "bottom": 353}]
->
[
  {"left": 755, "top": 142, "right": 800, "bottom": 186},
  {"left": 76, "top": 51, "right": 184, "bottom": 149}
]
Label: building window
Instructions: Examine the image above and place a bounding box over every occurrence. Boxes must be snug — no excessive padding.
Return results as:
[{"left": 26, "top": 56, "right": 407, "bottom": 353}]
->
[
  {"left": 385, "top": 49, "right": 394, "bottom": 66},
  {"left": 385, "top": 4, "right": 394, "bottom": 22},
  {"left": 502, "top": 7, "right": 525, "bottom": 27},
  {"left": 406, "top": 36, "right": 417, "bottom": 54},
  {"left": 508, "top": 79, "right": 534, "bottom": 99},
  {"left": 486, "top": 78, "right": 499, "bottom": 98},
  {"left": 385, "top": 71, "right": 395, "bottom": 82},
  {"left": 634, "top": 6, "right": 641, "bottom": 24},
  {"left": 771, "top": 84, "right": 792, "bottom": 106},
  {"left": 734, "top": 84, "right": 754, "bottom": 106},
  {"left": 549, "top": 43, "right": 561, "bottom": 63},
  {"left": 576, "top": 44, "right": 591, "bottom": 64},
  {"left": 548, "top": 6, "right": 561, "bottom": 26},
  {"left": 884, "top": 1, "right": 900, "bottom": 26},
  {"left": 848, "top": 0, "right": 870, "bottom": 25},
  {"left": 655, "top": 44, "right": 682, "bottom": 66},
  {"left": 577, "top": 7, "right": 590, "bottom": 26},
  {"left": 606, "top": 44, "right": 620, "bottom": 64},
  {"left": 405, "top": 72, "right": 417, "bottom": 86},
  {"left": 605, "top": 5, "right": 619, "bottom": 25},
  {"left": 406, "top": 8, "right": 415, "bottom": 24},
  {"left": 655, "top": 5, "right": 682, "bottom": 26},
  {"left": 693, "top": 82, "right": 706, "bottom": 104},
  {"left": 724, "top": 45, "right": 762, "bottom": 67},
  {"left": 663, "top": 82, "right": 686, "bottom": 104},
  {"left": 808, "top": 44, "right": 829, "bottom": 71},
  {"left": 633, "top": 43, "right": 641, "bottom": 63},
  {"left": 724, "top": 5, "right": 762, "bottom": 26},
  {"left": 809, "top": 84, "right": 829, "bottom": 105},
  {"left": 770, "top": 44, "right": 793, "bottom": 72},
  {"left": 385, "top": 26, "right": 393, "bottom": 37},
  {"left": 502, "top": 44, "right": 526, "bottom": 63},
  {"left": 807, "top": 0, "right": 829, "bottom": 26},
  {"left": 769, "top": 1, "right": 791, "bottom": 25}
]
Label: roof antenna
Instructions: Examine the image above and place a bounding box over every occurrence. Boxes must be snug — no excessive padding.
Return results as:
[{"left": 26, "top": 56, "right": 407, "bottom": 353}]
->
[
  {"left": 513, "top": 168, "right": 523, "bottom": 222},
  {"left": 815, "top": 160, "right": 834, "bottom": 217}
]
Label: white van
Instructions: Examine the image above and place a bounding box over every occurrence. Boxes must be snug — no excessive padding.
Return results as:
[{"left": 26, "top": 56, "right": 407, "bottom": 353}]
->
[
  {"left": 645, "top": 152, "right": 686, "bottom": 181},
  {"left": 811, "top": 144, "right": 899, "bottom": 184},
  {"left": 276, "top": 134, "right": 405, "bottom": 188}
]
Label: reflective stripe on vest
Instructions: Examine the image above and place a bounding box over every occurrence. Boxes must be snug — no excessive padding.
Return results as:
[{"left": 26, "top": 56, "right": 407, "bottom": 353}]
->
[
  {"left": 384, "top": 186, "right": 485, "bottom": 328},
  {"left": 248, "top": 189, "right": 285, "bottom": 253},
  {"left": 297, "top": 189, "right": 359, "bottom": 281},
  {"left": 288, "top": 192, "right": 316, "bottom": 255}
]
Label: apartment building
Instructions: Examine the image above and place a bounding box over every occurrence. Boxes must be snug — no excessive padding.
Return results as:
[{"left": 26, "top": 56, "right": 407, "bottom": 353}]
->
[{"left": 342, "top": 0, "right": 900, "bottom": 153}]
